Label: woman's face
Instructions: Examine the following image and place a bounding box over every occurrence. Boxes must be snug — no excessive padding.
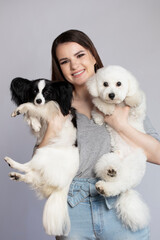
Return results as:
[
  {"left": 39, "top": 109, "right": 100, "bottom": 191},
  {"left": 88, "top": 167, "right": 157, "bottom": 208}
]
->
[{"left": 56, "top": 42, "right": 96, "bottom": 86}]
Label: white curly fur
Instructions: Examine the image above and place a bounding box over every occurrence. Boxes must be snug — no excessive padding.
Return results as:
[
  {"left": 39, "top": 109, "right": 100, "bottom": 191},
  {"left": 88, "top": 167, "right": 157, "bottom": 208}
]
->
[{"left": 87, "top": 65, "right": 150, "bottom": 231}]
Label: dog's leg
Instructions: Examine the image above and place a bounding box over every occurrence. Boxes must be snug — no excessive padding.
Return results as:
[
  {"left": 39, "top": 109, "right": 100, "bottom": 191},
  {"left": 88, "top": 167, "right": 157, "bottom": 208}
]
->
[
  {"left": 30, "top": 117, "right": 41, "bottom": 132},
  {"left": 4, "top": 156, "right": 30, "bottom": 173},
  {"left": 9, "top": 172, "right": 26, "bottom": 182},
  {"left": 96, "top": 179, "right": 128, "bottom": 197},
  {"left": 11, "top": 103, "right": 43, "bottom": 132},
  {"left": 9, "top": 171, "right": 35, "bottom": 184},
  {"left": 96, "top": 149, "right": 147, "bottom": 197},
  {"left": 11, "top": 103, "right": 37, "bottom": 117},
  {"left": 92, "top": 110, "right": 104, "bottom": 125},
  {"left": 120, "top": 148, "right": 147, "bottom": 187},
  {"left": 11, "top": 101, "right": 58, "bottom": 124},
  {"left": 125, "top": 91, "right": 144, "bottom": 108},
  {"left": 95, "top": 153, "right": 121, "bottom": 181},
  {"left": 92, "top": 98, "right": 115, "bottom": 115},
  {"left": 24, "top": 114, "right": 41, "bottom": 132}
]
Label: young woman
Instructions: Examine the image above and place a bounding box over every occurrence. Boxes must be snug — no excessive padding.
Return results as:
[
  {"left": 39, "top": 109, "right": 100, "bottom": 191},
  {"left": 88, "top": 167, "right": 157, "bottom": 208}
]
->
[{"left": 39, "top": 30, "right": 160, "bottom": 239}]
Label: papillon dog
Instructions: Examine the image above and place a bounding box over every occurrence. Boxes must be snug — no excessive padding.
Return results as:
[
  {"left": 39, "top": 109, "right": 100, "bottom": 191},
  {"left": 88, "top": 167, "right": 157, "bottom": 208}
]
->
[{"left": 4, "top": 77, "right": 79, "bottom": 236}]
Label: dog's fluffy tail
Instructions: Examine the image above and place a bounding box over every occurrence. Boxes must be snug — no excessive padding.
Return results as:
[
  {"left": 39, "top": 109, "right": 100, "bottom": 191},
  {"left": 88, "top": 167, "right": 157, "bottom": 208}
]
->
[
  {"left": 43, "top": 186, "right": 70, "bottom": 236},
  {"left": 115, "top": 189, "right": 150, "bottom": 231}
]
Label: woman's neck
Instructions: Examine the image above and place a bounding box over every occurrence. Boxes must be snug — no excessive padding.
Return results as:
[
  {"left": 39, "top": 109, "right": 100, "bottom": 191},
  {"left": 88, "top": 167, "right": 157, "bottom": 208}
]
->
[
  {"left": 73, "top": 84, "right": 90, "bottom": 101},
  {"left": 72, "top": 84, "right": 93, "bottom": 119}
]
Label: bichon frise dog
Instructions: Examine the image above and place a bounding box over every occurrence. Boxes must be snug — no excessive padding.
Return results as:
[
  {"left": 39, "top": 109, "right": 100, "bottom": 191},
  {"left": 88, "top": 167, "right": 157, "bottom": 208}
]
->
[{"left": 87, "top": 65, "right": 150, "bottom": 231}]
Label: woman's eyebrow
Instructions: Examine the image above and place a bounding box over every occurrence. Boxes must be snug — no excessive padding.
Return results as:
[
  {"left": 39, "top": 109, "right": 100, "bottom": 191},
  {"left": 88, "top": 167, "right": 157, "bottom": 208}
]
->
[
  {"left": 74, "top": 50, "right": 85, "bottom": 56},
  {"left": 59, "top": 57, "right": 68, "bottom": 62},
  {"left": 59, "top": 50, "right": 85, "bottom": 62}
]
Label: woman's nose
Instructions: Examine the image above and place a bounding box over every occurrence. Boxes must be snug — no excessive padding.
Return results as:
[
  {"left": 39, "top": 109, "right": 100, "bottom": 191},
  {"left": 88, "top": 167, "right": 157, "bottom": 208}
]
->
[{"left": 70, "top": 59, "right": 79, "bottom": 70}]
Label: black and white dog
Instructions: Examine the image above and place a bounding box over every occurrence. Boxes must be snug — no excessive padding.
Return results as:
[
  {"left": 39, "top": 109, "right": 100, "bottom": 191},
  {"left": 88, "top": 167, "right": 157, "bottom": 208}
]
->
[
  {"left": 4, "top": 78, "right": 79, "bottom": 236},
  {"left": 10, "top": 78, "right": 77, "bottom": 145}
]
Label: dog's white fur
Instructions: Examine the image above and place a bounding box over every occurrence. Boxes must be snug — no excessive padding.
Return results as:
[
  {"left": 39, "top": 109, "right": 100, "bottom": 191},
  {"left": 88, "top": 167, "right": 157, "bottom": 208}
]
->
[
  {"left": 4, "top": 101, "right": 79, "bottom": 236},
  {"left": 87, "top": 65, "right": 150, "bottom": 231}
]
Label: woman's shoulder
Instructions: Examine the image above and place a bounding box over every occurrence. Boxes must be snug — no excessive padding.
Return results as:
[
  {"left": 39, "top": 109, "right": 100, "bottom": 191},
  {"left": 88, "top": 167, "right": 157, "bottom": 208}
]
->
[{"left": 144, "top": 116, "right": 160, "bottom": 141}]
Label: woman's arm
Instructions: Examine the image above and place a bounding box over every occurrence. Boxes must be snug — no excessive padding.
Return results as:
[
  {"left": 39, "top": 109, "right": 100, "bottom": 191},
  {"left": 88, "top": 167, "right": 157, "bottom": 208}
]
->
[
  {"left": 38, "top": 111, "right": 68, "bottom": 148},
  {"left": 104, "top": 106, "right": 160, "bottom": 165}
]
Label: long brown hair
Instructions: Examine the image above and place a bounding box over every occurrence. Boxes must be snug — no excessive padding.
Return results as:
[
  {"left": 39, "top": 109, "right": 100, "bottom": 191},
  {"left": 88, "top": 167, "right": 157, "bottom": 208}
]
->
[{"left": 51, "top": 29, "right": 103, "bottom": 81}]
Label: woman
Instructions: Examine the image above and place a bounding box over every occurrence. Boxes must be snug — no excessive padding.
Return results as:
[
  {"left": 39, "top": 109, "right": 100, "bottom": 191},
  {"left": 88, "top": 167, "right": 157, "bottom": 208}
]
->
[{"left": 39, "top": 30, "right": 160, "bottom": 239}]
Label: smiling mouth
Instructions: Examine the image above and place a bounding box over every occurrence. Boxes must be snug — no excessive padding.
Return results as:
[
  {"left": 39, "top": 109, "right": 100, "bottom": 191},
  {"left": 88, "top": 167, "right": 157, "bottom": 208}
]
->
[{"left": 72, "top": 70, "right": 85, "bottom": 77}]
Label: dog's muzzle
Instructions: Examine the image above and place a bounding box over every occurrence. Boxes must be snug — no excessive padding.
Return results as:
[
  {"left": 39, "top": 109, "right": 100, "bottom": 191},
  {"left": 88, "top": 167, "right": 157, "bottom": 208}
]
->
[
  {"left": 36, "top": 99, "right": 42, "bottom": 104},
  {"left": 108, "top": 93, "right": 115, "bottom": 100}
]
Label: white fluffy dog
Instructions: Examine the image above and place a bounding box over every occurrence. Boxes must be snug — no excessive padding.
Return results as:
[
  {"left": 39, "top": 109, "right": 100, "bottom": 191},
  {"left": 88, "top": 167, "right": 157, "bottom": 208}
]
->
[
  {"left": 4, "top": 100, "right": 79, "bottom": 236},
  {"left": 87, "top": 65, "right": 150, "bottom": 231}
]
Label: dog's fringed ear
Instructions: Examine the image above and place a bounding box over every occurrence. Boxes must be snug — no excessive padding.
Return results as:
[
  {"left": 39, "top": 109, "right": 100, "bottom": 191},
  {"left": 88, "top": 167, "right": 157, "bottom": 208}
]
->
[
  {"left": 127, "top": 73, "right": 139, "bottom": 97},
  {"left": 57, "top": 82, "right": 74, "bottom": 116},
  {"left": 86, "top": 75, "right": 99, "bottom": 97},
  {"left": 10, "top": 77, "right": 31, "bottom": 105},
  {"left": 125, "top": 73, "right": 143, "bottom": 107}
]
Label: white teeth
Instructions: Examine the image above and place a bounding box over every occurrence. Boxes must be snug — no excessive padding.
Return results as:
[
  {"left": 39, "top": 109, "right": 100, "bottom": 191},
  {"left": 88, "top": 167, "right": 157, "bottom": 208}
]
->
[{"left": 72, "top": 70, "right": 84, "bottom": 76}]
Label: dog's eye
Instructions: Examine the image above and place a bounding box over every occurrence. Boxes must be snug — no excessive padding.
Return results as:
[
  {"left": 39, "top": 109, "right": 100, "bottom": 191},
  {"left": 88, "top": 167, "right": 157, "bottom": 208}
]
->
[
  {"left": 33, "top": 89, "right": 38, "bottom": 94},
  {"left": 116, "top": 82, "right": 121, "bottom": 87},
  {"left": 44, "top": 91, "right": 49, "bottom": 96},
  {"left": 103, "top": 82, "right": 109, "bottom": 87}
]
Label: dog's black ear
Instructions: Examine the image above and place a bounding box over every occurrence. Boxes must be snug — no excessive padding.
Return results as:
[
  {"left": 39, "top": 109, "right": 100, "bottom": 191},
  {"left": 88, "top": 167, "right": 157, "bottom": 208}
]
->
[
  {"left": 57, "top": 82, "right": 73, "bottom": 116},
  {"left": 10, "top": 77, "right": 31, "bottom": 105}
]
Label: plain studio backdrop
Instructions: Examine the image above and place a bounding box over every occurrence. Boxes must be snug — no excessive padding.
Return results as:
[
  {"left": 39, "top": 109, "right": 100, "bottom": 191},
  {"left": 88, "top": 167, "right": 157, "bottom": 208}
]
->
[{"left": 0, "top": 0, "right": 160, "bottom": 239}]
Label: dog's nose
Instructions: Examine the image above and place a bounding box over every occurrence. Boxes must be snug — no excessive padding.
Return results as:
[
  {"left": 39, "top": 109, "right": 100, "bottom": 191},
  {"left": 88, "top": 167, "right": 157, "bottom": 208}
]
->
[
  {"left": 36, "top": 99, "right": 42, "bottom": 104},
  {"left": 108, "top": 93, "right": 115, "bottom": 100}
]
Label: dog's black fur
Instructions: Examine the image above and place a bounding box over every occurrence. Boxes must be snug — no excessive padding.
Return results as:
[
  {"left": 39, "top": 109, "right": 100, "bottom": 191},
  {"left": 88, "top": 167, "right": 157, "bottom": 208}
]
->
[{"left": 10, "top": 77, "right": 74, "bottom": 116}]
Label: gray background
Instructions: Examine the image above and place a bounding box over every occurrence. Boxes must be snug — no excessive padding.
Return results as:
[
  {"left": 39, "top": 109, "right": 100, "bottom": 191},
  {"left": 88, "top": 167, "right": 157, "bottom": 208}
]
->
[{"left": 0, "top": 0, "right": 160, "bottom": 239}]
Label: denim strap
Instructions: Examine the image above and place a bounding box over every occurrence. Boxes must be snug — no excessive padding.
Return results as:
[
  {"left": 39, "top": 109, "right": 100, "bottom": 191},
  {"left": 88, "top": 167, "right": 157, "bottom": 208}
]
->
[{"left": 67, "top": 180, "right": 116, "bottom": 209}]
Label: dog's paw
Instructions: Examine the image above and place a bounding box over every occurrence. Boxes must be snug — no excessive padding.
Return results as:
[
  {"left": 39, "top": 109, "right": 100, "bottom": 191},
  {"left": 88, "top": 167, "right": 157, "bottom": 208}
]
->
[
  {"left": 32, "top": 123, "right": 41, "bottom": 132},
  {"left": 11, "top": 105, "right": 26, "bottom": 117},
  {"left": 25, "top": 117, "right": 31, "bottom": 125},
  {"left": 91, "top": 110, "right": 104, "bottom": 125},
  {"left": 11, "top": 103, "right": 32, "bottom": 117},
  {"left": 95, "top": 180, "right": 107, "bottom": 195},
  {"left": 9, "top": 172, "right": 21, "bottom": 181},
  {"left": 107, "top": 168, "right": 117, "bottom": 178},
  {"left": 93, "top": 116, "right": 104, "bottom": 125},
  {"left": 95, "top": 180, "right": 118, "bottom": 197},
  {"left": 104, "top": 104, "right": 115, "bottom": 115},
  {"left": 11, "top": 109, "right": 21, "bottom": 117},
  {"left": 125, "top": 92, "right": 142, "bottom": 108},
  {"left": 99, "top": 166, "right": 117, "bottom": 181},
  {"left": 4, "top": 156, "right": 14, "bottom": 168}
]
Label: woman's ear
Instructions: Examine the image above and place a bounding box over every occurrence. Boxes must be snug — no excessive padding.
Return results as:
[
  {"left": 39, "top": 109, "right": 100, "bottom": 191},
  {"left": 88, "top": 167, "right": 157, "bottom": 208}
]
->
[{"left": 86, "top": 75, "right": 99, "bottom": 97}]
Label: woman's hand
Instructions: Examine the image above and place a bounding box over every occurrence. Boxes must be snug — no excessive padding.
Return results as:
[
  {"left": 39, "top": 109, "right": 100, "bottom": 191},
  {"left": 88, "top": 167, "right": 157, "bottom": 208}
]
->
[
  {"left": 104, "top": 105, "right": 130, "bottom": 133},
  {"left": 102, "top": 105, "right": 160, "bottom": 164}
]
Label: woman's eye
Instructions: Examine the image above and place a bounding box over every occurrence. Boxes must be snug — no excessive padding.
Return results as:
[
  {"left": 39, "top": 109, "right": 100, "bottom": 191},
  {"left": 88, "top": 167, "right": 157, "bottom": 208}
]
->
[
  {"left": 77, "top": 53, "right": 85, "bottom": 58},
  {"left": 103, "top": 82, "right": 109, "bottom": 87},
  {"left": 60, "top": 60, "right": 69, "bottom": 65},
  {"left": 116, "top": 82, "right": 121, "bottom": 86}
]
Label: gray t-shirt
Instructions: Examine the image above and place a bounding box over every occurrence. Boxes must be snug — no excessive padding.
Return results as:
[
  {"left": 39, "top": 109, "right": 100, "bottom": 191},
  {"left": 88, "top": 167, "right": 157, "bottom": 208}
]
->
[{"left": 75, "top": 112, "right": 160, "bottom": 178}]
